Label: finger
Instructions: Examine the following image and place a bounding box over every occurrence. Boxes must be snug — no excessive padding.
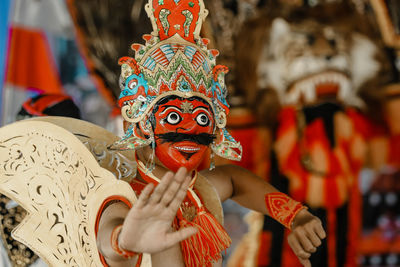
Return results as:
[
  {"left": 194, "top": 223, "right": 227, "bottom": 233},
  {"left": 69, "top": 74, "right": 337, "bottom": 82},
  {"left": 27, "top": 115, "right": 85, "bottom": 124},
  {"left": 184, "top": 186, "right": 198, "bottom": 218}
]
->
[
  {"left": 295, "top": 228, "right": 316, "bottom": 253},
  {"left": 299, "top": 258, "right": 311, "bottom": 267},
  {"left": 314, "top": 222, "right": 326, "bottom": 239},
  {"left": 305, "top": 226, "right": 322, "bottom": 247},
  {"left": 175, "top": 167, "right": 189, "bottom": 180},
  {"left": 288, "top": 234, "right": 311, "bottom": 260},
  {"left": 160, "top": 168, "right": 188, "bottom": 206},
  {"left": 135, "top": 183, "right": 154, "bottom": 209},
  {"left": 167, "top": 175, "right": 191, "bottom": 212},
  {"left": 164, "top": 226, "right": 198, "bottom": 248},
  {"left": 148, "top": 171, "right": 174, "bottom": 204}
]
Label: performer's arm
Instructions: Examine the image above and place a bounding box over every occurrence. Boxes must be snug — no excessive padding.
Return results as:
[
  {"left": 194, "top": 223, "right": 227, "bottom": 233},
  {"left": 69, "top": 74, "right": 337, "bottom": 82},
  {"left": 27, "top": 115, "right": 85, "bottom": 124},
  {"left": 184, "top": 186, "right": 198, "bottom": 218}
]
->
[
  {"left": 203, "top": 164, "right": 326, "bottom": 267},
  {"left": 97, "top": 168, "right": 198, "bottom": 266},
  {"left": 97, "top": 202, "right": 140, "bottom": 266}
]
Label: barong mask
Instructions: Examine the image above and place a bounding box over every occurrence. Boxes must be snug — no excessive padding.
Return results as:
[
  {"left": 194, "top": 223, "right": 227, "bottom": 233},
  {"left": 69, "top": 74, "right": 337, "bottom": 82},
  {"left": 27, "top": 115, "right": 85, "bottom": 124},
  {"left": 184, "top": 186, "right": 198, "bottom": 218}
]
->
[{"left": 113, "top": 0, "right": 242, "bottom": 171}]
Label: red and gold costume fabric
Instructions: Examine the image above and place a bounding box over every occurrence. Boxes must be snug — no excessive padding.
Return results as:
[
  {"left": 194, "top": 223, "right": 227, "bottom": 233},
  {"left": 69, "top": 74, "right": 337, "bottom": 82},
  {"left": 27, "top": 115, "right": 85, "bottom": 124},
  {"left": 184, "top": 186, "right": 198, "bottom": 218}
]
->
[{"left": 274, "top": 106, "right": 367, "bottom": 209}]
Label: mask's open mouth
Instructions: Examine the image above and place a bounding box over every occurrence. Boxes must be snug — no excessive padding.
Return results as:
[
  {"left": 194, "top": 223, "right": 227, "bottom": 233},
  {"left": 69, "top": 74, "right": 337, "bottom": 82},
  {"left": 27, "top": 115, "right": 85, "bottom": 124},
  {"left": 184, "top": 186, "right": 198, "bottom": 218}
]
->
[
  {"left": 173, "top": 143, "right": 201, "bottom": 160},
  {"left": 286, "top": 71, "right": 351, "bottom": 104},
  {"left": 119, "top": 95, "right": 147, "bottom": 108},
  {"left": 119, "top": 96, "right": 136, "bottom": 107},
  {"left": 315, "top": 83, "right": 340, "bottom": 98},
  {"left": 178, "top": 151, "right": 196, "bottom": 160}
]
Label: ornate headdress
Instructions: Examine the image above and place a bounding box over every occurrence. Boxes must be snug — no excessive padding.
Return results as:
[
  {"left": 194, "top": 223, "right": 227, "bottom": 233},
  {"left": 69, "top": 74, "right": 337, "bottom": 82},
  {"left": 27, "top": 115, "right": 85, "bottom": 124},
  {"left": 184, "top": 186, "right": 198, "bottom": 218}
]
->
[{"left": 114, "top": 0, "right": 242, "bottom": 164}]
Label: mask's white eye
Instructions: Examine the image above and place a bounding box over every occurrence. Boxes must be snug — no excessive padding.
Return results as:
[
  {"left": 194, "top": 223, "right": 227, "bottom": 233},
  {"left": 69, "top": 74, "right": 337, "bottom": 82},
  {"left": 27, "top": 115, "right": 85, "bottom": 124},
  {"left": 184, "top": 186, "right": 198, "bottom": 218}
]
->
[
  {"left": 166, "top": 112, "right": 182, "bottom": 125},
  {"left": 128, "top": 79, "right": 138, "bottom": 89},
  {"left": 196, "top": 113, "right": 210, "bottom": 126}
]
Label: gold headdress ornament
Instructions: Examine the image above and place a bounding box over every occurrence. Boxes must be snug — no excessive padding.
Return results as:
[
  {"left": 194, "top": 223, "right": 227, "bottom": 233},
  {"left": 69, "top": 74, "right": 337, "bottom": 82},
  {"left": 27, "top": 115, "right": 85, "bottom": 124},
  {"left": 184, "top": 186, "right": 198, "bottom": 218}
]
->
[{"left": 115, "top": 0, "right": 242, "bottom": 162}]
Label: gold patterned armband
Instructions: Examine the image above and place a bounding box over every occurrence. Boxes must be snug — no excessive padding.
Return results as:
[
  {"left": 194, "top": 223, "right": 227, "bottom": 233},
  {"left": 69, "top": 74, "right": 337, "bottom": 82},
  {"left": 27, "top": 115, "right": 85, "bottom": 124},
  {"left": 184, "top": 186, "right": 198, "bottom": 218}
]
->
[{"left": 264, "top": 192, "right": 307, "bottom": 229}]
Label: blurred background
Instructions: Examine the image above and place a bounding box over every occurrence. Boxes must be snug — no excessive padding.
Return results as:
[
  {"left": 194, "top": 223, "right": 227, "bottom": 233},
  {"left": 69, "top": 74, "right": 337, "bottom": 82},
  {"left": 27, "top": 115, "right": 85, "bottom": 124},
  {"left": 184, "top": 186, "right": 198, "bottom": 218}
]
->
[{"left": 0, "top": 0, "right": 399, "bottom": 267}]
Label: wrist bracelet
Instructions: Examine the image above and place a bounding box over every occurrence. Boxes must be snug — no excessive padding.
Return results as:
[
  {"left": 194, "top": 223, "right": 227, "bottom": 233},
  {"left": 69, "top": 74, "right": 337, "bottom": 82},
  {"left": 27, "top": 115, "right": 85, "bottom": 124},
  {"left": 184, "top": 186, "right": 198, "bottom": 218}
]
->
[
  {"left": 264, "top": 192, "right": 307, "bottom": 229},
  {"left": 110, "top": 225, "right": 138, "bottom": 259}
]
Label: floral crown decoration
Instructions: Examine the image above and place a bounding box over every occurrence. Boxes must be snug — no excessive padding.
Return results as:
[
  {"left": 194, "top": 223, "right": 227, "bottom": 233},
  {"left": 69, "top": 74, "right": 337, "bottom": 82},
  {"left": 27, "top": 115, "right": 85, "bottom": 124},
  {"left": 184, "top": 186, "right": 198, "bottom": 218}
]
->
[{"left": 114, "top": 0, "right": 242, "bottom": 162}]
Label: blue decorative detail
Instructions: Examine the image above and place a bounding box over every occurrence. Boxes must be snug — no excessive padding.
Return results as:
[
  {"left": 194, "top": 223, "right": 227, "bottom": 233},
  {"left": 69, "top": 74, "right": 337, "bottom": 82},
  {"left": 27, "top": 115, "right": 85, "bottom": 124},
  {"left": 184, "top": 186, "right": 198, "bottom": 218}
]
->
[
  {"left": 178, "top": 79, "right": 191, "bottom": 92},
  {"left": 124, "top": 124, "right": 134, "bottom": 138},
  {"left": 119, "top": 73, "right": 149, "bottom": 101},
  {"left": 223, "top": 128, "right": 236, "bottom": 142},
  {"left": 184, "top": 46, "right": 196, "bottom": 61},
  {"left": 147, "top": 95, "right": 157, "bottom": 103},
  {"left": 160, "top": 44, "right": 174, "bottom": 61},
  {"left": 143, "top": 57, "right": 156, "bottom": 71},
  {"left": 139, "top": 103, "right": 148, "bottom": 114},
  {"left": 211, "top": 80, "right": 229, "bottom": 109},
  {"left": 174, "top": 0, "right": 181, "bottom": 4},
  {"left": 202, "top": 61, "right": 210, "bottom": 73}
]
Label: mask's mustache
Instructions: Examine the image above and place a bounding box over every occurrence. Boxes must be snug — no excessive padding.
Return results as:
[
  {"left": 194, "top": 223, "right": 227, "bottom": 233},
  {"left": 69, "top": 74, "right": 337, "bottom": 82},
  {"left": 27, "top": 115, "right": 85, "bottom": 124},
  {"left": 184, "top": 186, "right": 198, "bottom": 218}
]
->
[{"left": 155, "top": 132, "right": 216, "bottom": 146}]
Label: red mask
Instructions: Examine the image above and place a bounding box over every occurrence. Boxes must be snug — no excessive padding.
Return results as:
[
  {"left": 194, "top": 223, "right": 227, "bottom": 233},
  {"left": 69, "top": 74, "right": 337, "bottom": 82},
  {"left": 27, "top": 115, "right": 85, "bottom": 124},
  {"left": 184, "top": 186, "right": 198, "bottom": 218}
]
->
[{"left": 152, "top": 96, "right": 215, "bottom": 172}]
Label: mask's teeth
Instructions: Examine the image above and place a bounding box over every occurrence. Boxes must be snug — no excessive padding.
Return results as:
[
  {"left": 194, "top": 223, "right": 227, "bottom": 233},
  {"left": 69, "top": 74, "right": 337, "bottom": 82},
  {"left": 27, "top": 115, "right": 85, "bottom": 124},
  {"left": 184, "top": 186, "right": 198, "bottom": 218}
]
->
[{"left": 174, "top": 146, "right": 201, "bottom": 152}]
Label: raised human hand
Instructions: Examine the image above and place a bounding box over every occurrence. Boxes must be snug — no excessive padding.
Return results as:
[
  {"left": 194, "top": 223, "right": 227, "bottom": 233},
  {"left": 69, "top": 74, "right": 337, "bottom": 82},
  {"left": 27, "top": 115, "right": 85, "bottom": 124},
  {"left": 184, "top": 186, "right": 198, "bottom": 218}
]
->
[
  {"left": 118, "top": 167, "right": 198, "bottom": 254},
  {"left": 288, "top": 209, "right": 326, "bottom": 267}
]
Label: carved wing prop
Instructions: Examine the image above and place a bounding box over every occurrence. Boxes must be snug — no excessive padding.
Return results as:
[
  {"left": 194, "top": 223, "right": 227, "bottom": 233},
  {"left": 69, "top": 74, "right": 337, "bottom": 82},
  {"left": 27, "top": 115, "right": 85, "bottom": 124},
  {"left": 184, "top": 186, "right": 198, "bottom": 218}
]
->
[
  {"left": 0, "top": 120, "right": 137, "bottom": 266},
  {"left": 29, "top": 116, "right": 137, "bottom": 183}
]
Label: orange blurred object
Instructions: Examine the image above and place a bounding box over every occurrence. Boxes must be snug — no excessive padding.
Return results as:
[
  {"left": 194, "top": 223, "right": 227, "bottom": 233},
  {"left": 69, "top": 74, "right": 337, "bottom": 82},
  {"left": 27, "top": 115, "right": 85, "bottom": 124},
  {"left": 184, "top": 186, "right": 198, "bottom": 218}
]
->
[{"left": 5, "top": 26, "right": 63, "bottom": 93}]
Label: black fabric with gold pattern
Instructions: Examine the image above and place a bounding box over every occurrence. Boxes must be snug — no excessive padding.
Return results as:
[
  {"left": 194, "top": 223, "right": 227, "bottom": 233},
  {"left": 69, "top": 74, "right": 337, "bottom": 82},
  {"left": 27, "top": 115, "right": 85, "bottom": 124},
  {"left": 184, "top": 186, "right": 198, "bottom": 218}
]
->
[{"left": 0, "top": 194, "right": 38, "bottom": 266}]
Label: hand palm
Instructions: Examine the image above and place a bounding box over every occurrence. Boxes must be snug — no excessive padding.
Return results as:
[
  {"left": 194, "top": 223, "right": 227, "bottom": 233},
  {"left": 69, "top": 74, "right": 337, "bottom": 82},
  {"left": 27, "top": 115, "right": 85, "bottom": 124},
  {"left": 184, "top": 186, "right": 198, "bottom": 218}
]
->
[{"left": 119, "top": 168, "right": 198, "bottom": 254}]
